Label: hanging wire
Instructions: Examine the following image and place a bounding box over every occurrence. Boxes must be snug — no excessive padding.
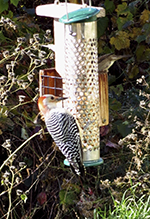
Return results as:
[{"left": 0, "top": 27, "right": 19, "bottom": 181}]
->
[
  {"left": 89, "top": 0, "right": 91, "bottom": 8},
  {"left": 65, "top": 0, "right": 69, "bottom": 21}
]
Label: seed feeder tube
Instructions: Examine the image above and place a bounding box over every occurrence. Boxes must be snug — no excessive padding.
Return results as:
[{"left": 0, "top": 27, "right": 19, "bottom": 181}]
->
[{"left": 36, "top": 1, "right": 106, "bottom": 167}]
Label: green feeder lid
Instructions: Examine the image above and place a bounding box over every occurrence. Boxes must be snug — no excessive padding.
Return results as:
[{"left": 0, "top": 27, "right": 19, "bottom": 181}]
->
[
  {"left": 59, "top": 7, "right": 100, "bottom": 24},
  {"left": 64, "top": 158, "right": 103, "bottom": 167}
]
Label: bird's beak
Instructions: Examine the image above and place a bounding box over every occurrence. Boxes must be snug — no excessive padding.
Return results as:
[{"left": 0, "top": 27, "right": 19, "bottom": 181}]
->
[{"left": 56, "top": 96, "right": 68, "bottom": 101}]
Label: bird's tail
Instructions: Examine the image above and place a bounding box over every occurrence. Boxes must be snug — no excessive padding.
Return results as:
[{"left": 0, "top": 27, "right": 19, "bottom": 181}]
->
[
  {"left": 79, "top": 162, "right": 86, "bottom": 183},
  {"left": 70, "top": 161, "right": 86, "bottom": 183}
]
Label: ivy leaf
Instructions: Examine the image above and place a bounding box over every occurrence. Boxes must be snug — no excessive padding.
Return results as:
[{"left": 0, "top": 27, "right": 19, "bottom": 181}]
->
[
  {"left": 97, "top": 17, "right": 109, "bottom": 38},
  {"left": 128, "top": 0, "right": 141, "bottom": 14},
  {"left": 59, "top": 189, "right": 77, "bottom": 205},
  {"left": 136, "top": 45, "right": 150, "bottom": 61},
  {"left": 110, "top": 31, "right": 130, "bottom": 50},
  {"left": 0, "top": 0, "right": 9, "bottom": 13},
  {"left": 110, "top": 84, "right": 124, "bottom": 97},
  {"left": 130, "top": 27, "right": 141, "bottom": 39},
  {"left": 128, "top": 64, "right": 139, "bottom": 79},
  {"left": 136, "top": 35, "right": 146, "bottom": 43},
  {"left": 109, "top": 98, "right": 122, "bottom": 111},
  {"left": 116, "top": 2, "right": 133, "bottom": 30},
  {"left": 117, "top": 12, "right": 133, "bottom": 30},
  {"left": 117, "top": 122, "right": 132, "bottom": 137},
  {"left": 10, "top": 0, "right": 19, "bottom": 7},
  {"left": 142, "top": 23, "right": 150, "bottom": 35},
  {"left": 140, "top": 9, "right": 150, "bottom": 25},
  {"left": 104, "top": 0, "right": 115, "bottom": 13},
  {"left": 136, "top": 45, "right": 146, "bottom": 61}
]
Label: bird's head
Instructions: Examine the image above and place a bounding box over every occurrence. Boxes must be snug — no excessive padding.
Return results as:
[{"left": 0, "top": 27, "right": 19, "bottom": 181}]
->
[{"left": 38, "top": 94, "right": 67, "bottom": 115}]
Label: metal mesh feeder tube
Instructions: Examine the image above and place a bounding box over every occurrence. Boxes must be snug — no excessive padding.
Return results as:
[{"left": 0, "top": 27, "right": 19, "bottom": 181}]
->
[{"left": 61, "top": 14, "right": 102, "bottom": 166}]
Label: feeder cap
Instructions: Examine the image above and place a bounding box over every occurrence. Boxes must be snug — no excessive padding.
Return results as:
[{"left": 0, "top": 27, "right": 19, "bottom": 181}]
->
[{"left": 59, "top": 7, "right": 100, "bottom": 24}]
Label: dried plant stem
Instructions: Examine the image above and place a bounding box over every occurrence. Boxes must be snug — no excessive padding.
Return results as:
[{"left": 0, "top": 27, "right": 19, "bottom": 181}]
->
[
  {"left": 6, "top": 170, "right": 15, "bottom": 219},
  {"left": 0, "top": 129, "right": 42, "bottom": 172}
]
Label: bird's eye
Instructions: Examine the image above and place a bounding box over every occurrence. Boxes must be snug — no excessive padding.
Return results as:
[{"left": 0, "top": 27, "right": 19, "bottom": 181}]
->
[{"left": 50, "top": 96, "right": 54, "bottom": 100}]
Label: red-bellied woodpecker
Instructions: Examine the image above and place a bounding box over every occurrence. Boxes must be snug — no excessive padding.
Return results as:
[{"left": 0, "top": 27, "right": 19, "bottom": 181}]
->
[{"left": 38, "top": 94, "right": 85, "bottom": 178}]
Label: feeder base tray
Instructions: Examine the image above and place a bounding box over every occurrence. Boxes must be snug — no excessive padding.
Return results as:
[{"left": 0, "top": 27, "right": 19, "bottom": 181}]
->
[{"left": 64, "top": 157, "right": 103, "bottom": 167}]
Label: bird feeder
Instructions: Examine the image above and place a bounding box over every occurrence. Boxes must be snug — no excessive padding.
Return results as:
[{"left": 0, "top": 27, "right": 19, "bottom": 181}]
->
[{"left": 36, "top": 1, "right": 106, "bottom": 167}]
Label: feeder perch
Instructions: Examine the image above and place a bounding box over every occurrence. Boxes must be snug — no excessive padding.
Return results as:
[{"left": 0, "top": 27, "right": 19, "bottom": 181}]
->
[{"left": 36, "top": 1, "right": 106, "bottom": 167}]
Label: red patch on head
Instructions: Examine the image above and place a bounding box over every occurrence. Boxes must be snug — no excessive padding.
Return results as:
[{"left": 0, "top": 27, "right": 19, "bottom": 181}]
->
[{"left": 38, "top": 96, "right": 46, "bottom": 114}]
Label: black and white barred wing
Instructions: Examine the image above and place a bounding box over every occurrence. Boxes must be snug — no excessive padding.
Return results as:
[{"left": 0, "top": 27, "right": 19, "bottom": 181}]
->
[{"left": 45, "top": 110, "right": 84, "bottom": 176}]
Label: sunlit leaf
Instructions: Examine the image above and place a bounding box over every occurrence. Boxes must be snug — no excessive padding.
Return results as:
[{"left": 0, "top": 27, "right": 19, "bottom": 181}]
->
[
  {"left": 110, "top": 31, "right": 130, "bottom": 50},
  {"left": 10, "top": 0, "right": 19, "bottom": 7},
  {"left": 116, "top": 2, "right": 128, "bottom": 16},
  {"left": 129, "top": 27, "right": 141, "bottom": 39},
  {"left": 115, "top": 2, "right": 133, "bottom": 30},
  {"left": 117, "top": 13, "right": 133, "bottom": 30},
  {"left": 140, "top": 9, "right": 150, "bottom": 25}
]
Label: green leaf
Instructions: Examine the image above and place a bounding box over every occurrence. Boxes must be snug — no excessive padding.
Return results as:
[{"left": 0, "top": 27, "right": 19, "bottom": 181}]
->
[
  {"left": 0, "top": 0, "right": 9, "bottom": 13},
  {"left": 108, "top": 75, "right": 116, "bottom": 85},
  {"left": 0, "top": 31, "right": 6, "bottom": 42},
  {"left": 59, "top": 189, "right": 77, "bottom": 205},
  {"left": 128, "top": 64, "right": 139, "bottom": 79},
  {"left": 97, "top": 17, "right": 109, "bottom": 38},
  {"left": 109, "top": 98, "right": 122, "bottom": 111},
  {"left": 117, "top": 12, "right": 133, "bottom": 30},
  {"left": 110, "top": 85, "right": 124, "bottom": 97},
  {"left": 117, "top": 123, "right": 132, "bottom": 137},
  {"left": 136, "top": 45, "right": 150, "bottom": 61},
  {"left": 136, "top": 45, "right": 146, "bottom": 61},
  {"left": 10, "top": 0, "right": 20, "bottom": 7},
  {"left": 136, "top": 35, "right": 146, "bottom": 43},
  {"left": 104, "top": 0, "right": 115, "bottom": 14},
  {"left": 24, "top": 156, "right": 33, "bottom": 167},
  {"left": 110, "top": 31, "right": 130, "bottom": 50},
  {"left": 116, "top": 2, "right": 128, "bottom": 15},
  {"left": 128, "top": 0, "right": 140, "bottom": 14}
]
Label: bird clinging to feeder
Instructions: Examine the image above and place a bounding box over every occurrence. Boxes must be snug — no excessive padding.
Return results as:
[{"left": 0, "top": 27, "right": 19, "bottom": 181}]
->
[
  {"left": 98, "top": 53, "right": 131, "bottom": 73},
  {"left": 38, "top": 94, "right": 85, "bottom": 179}
]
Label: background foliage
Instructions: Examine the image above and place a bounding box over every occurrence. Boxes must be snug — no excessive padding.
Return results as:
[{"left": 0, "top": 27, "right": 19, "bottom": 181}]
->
[{"left": 0, "top": 0, "right": 150, "bottom": 218}]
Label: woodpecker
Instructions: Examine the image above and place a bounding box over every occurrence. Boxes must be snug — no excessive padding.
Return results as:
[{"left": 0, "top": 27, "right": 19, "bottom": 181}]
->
[
  {"left": 98, "top": 53, "right": 131, "bottom": 73},
  {"left": 38, "top": 94, "right": 85, "bottom": 178}
]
